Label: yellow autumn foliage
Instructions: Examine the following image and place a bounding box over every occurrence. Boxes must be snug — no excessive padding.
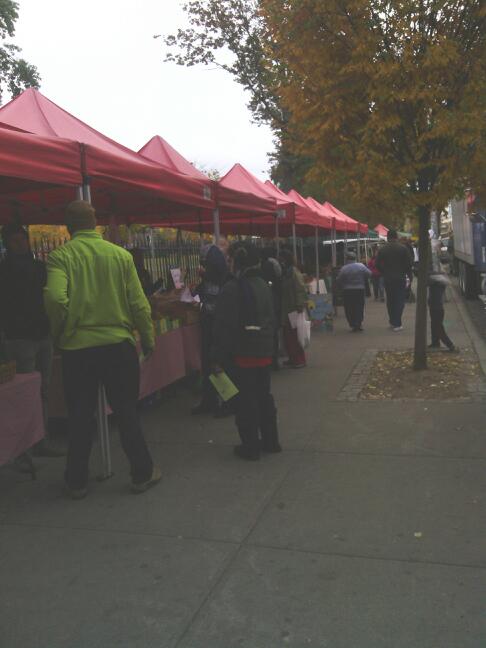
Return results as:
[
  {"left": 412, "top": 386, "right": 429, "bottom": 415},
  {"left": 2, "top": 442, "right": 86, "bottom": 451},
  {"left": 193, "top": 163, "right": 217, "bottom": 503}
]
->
[{"left": 261, "top": 0, "right": 486, "bottom": 224}]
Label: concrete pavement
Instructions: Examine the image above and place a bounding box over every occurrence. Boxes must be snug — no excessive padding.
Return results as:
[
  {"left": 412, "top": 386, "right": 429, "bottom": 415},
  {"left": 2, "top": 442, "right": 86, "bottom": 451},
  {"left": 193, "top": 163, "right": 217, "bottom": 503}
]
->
[{"left": 1, "top": 290, "right": 485, "bottom": 648}]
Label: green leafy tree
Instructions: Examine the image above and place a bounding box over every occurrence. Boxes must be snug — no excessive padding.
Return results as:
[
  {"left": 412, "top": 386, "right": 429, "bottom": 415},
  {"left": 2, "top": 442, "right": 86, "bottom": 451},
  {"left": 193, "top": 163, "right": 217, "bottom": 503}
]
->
[
  {"left": 0, "top": 1, "right": 40, "bottom": 103},
  {"left": 163, "top": 2, "right": 317, "bottom": 200},
  {"left": 164, "top": 0, "right": 282, "bottom": 126},
  {"left": 262, "top": 0, "right": 486, "bottom": 369},
  {"left": 162, "top": 0, "right": 400, "bottom": 224}
]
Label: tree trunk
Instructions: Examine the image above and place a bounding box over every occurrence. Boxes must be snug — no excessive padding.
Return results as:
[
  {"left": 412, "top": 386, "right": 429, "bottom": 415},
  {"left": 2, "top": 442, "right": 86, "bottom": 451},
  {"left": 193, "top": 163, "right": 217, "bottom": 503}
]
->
[{"left": 413, "top": 206, "right": 431, "bottom": 370}]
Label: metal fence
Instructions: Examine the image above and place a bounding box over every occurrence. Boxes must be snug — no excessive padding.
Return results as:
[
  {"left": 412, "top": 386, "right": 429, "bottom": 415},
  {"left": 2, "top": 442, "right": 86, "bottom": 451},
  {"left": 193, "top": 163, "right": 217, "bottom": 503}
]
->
[
  {"left": 0, "top": 229, "right": 204, "bottom": 289},
  {"left": 128, "top": 230, "right": 202, "bottom": 288}
]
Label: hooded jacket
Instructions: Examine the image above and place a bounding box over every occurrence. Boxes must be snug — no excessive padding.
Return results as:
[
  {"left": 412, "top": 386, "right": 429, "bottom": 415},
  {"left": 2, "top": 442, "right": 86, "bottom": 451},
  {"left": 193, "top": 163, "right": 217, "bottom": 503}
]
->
[
  {"left": 196, "top": 245, "right": 229, "bottom": 317},
  {"left": 211, "top": 267, "right": 274, "bottom": 366}
]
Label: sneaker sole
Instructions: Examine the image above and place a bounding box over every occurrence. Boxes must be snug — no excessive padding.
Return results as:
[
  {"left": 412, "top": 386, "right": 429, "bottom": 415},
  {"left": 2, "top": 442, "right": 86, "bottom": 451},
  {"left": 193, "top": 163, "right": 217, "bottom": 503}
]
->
[{"left": 132, "top": 470, "right": 162, "bottom": 494}]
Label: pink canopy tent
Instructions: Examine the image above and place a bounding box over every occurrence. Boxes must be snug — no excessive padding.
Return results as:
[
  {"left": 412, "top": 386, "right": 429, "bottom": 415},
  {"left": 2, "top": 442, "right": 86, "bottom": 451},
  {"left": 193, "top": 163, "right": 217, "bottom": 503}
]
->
[
  {"left": 0, "top": 89, "right": 216, "bottom": 225},
  {"left": 265, "top": 181, "right": 330, "bottom": 229},
  {"left": 0, "top": 126, "right": 81, "bottom": 199},
  {"left": 374, "top": 223, "right": 389, "bottom": 238},
  {"left": 139, "top": 135, "right": 277, "bottom": 227},
  {"left": 216, "top": 164, "right": 328, "bottom": 237},
  {"left": 322, "top": 201, "right": 368, "bottom": 234},
  {"left": 139, "top": 135, "right": 208, "bottom": 179},
  {"left": 169, "top": 163, "right": 328, "bottom": 238}
]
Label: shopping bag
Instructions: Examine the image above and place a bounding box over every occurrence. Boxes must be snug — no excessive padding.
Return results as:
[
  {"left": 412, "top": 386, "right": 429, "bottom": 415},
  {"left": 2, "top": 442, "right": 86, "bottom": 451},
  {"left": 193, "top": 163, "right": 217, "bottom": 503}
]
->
[
  {"left": 296, "top": 312, "right": 311, "bottom": 349},
  {"left": 288, "top": 311, "right": 299, "bottom": 329},
  {"left": 209, "top": 372, "right": 239, "bottom": 402}
]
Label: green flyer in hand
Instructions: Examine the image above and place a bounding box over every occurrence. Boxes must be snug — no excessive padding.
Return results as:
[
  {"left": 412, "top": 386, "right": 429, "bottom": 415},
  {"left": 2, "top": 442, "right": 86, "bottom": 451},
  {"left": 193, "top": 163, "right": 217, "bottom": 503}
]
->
[{"left": 209, "top": 372, "right": 239, "bottom": 402}]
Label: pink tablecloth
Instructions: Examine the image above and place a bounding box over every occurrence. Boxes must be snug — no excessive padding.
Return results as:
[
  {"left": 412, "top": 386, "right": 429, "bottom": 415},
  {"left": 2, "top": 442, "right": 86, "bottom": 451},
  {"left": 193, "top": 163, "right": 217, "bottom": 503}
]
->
[
  {"left": 139, "top": 328, "right": 186, "bottom": 399},
  {"left": 48, "top": 325, "right": 202, "bottom": 415},
  {"left": 181, "top": 324, "right": 202, "bottom": 374},
  {"left": 0, "top": 373, "right": 44, "bottom": 465}
]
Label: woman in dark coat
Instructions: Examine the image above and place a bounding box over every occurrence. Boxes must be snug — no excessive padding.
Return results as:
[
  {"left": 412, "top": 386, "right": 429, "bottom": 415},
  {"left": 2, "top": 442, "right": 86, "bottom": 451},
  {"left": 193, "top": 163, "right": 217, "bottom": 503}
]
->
[
  {"left": 212, "top": 242, "right": 281, "bottom": 460},
  {"left": 192, "top": 244, "right": 230, "bottom": 416},
  {"left": 279, "top": 249, "right": 307, "bottom": 368}
]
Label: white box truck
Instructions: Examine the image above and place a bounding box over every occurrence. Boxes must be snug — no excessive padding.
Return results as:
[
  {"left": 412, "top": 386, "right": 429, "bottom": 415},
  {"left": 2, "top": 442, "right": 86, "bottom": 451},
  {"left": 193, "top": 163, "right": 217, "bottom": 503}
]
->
[{"left": 450, "top": 195, "right": 486, "bottom": 298}]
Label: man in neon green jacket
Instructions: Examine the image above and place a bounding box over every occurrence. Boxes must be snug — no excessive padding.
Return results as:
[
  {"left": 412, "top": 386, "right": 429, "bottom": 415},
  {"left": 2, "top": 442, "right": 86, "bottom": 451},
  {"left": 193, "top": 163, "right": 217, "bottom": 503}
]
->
[{"left": 44, "top": 200, "right": 160, "bottom": 498}]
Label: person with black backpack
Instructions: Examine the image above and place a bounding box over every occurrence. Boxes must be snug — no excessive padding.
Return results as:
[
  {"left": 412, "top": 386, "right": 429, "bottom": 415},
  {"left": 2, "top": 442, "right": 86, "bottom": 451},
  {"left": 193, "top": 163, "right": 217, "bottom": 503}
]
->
[{"left": 212, "top": 242, "right": 281, "bottom": 461}]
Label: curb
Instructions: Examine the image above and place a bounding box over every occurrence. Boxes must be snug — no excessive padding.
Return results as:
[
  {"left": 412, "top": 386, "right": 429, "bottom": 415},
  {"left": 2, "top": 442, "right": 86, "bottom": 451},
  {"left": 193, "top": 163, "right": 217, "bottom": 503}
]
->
[{"left": 450, "top": 285, "right": 486, "bottom": 377}]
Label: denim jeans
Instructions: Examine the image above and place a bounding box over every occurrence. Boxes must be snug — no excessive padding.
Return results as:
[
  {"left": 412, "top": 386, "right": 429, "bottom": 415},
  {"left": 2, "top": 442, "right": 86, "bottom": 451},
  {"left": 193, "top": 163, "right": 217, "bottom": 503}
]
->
[
  {"left": 384, "top": 277, "right": 407, "bottom": 328},
  {"left": 4, "top": 337, "right": 53, "bottom": 431}
]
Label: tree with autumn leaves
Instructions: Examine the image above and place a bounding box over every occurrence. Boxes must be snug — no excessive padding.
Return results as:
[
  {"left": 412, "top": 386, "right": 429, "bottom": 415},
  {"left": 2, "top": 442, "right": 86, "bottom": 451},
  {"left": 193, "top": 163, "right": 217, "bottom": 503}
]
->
[
  {"left": 0, "top": 1, "right": 40, "bottom": 103},
  {"left": 166, "top": 0, "right": 486, "bottom": 369},
  {"left": 262, "top": 0, "right": 486, "bottom": 369}
]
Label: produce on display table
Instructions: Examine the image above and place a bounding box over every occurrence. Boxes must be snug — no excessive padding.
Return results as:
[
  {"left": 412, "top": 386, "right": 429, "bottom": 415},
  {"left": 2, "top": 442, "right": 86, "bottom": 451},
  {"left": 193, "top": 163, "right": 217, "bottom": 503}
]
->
[
  {"left": 0, "top": 360, "right": 16, "bottom": 384},
  {"left": 149, "top": 288, "right": 200, "bottom": 329}
]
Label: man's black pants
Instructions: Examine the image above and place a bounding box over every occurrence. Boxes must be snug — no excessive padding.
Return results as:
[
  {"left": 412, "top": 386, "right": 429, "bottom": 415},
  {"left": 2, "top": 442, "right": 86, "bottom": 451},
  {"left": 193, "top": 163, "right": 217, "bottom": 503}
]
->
[
  {"left": 62, "top": 341, "right": 153, "bottom": 489},
  {"left": 343, "top": 289, "right": 365, "bottom": 329},
  {"left": 234, "top": 365, "right": 279, "bottom": 455},
  {"left": 384, "top": 277, "right": 407, "bottom": 328},
  {"left": 430, "top": 306, "right": 454, "bottom": 348}
]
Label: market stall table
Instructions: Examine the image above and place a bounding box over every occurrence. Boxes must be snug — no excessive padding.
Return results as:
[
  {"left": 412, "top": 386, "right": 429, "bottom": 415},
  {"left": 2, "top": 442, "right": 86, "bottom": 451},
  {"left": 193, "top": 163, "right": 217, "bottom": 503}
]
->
[
  {"left": 139, "top": 328, "right": 186, "bottom": 399},
  {"left": 0, "top": 372, "right": 44, "bottom": 475},
  {"left": 48, "top": 325, "right": 202, "bottom": 417},
  {"left": 181, "top": 324, "right": 202, "bottom": 374}
]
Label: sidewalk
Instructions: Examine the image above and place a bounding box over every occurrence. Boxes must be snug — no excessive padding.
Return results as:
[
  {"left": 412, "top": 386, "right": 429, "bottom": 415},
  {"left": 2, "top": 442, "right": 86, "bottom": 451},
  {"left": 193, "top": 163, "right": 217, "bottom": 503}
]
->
[{"left": 1, "top": 291, "right": 485, "bottom": 648}]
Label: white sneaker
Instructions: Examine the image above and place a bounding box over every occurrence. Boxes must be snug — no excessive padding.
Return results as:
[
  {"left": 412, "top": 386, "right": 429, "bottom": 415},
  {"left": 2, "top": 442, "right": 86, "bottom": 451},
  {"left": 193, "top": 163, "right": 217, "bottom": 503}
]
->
[{"left": 393, "top": 326, "right": 403, "bottom": 332}]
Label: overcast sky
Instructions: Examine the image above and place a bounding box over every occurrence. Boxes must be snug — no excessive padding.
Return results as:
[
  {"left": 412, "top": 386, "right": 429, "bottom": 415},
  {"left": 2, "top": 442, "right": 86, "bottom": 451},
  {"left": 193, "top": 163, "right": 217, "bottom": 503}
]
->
[{"left": 15, "top": 0, "right": 274, "bottom": 179}]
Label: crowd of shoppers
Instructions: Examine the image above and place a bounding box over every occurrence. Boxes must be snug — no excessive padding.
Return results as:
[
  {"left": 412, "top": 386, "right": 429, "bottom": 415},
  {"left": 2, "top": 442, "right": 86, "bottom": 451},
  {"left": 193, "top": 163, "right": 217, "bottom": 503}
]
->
[{"left": 1, "top": 209, "right": 459, "bottom": 496}]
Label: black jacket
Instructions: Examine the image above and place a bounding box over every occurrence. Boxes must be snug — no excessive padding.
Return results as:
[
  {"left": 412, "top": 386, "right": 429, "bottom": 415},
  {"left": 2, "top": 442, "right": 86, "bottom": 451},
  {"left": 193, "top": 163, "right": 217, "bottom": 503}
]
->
[
  {"left": 376, "top": 242, "right": 413, "bottom": 281},
  {"left": 212, "top": 268, "right": 275, "bottom": 366},
  {"left": 196, "top": 245, "right": 229, "bottom": 317},
  {"left": 0, "top": 253, "right": 50, "bottom": 340}
]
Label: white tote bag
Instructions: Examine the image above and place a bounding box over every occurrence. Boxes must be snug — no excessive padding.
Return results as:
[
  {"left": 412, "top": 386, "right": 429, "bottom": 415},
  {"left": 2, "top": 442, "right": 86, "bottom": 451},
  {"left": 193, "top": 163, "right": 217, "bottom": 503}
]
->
[{"left": 296, "top": 312, "right": 311, "bottom": 349}]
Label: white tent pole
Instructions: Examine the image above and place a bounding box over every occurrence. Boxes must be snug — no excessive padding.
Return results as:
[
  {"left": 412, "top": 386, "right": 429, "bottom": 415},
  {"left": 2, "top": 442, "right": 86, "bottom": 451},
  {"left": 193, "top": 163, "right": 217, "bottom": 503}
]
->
[
  {"left": 292, "top": 223, "right": 297, "bottom": 260},
  {"left": 82, "top": 182, "right": 91, "bottom": 204},
  {"left": 80, "top": 182, "right": 112, "bottom": 480},
  {"left": 315, "top": 226, "right": 320, "bottom": 294}
]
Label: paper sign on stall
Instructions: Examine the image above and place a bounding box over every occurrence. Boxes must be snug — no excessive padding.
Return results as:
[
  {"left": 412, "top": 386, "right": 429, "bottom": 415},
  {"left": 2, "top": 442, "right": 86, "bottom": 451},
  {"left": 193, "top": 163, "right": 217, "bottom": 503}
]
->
[
  {"left": 308, "top": 279, "right": 327, "bottom": 295},
  {"left": 209, "top": 372, "right": 239, "bottom": 402},
  {"left": 170, "top": 268, "right": 184, "bottom": 289}
]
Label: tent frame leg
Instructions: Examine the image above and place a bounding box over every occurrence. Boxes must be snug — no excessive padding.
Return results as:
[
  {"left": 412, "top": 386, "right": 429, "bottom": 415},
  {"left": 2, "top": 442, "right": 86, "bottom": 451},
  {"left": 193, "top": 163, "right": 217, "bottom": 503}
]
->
[{"left": 80, "top": 182, "right": 113, "bottom": 481}]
